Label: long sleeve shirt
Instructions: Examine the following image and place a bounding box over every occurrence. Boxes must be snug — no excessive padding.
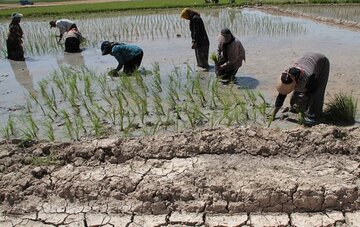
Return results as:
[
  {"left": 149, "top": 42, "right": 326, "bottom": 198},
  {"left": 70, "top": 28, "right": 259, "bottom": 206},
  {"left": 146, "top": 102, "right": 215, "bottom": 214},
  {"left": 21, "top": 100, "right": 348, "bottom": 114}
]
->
[
  {"left": 8, "top": 23, "right": 23, "bottom": 43},
  {"left": 56, "top": 19, "right": 75, "bottom": 35},
  {"left": 111, "top": 43, "right": 143, "bottom": 70},
  {"left": 190, "top": 14, "right": 209, "bottom": 47},
  {"left": 275, "top": 53, "right": 328, "bottom": 107},
  {"left": 217, "top": 38, "right": 246, "bottom": 72}
]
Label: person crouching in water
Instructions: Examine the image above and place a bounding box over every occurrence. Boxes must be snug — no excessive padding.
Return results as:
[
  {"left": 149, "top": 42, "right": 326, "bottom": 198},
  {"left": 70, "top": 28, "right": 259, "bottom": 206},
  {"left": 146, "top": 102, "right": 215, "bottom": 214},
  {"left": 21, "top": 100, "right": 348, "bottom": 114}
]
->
[
  {"left": 64, "top": 28, "right": 83, "bottom": 53},
  {"left": 216, "top": 28, "right": 245, "bottom": 84},
  {"left": 101, "top": 41, "right": 144, "bottom": 76},
  {"left": 7, "top": 12, "right": 25, "bottom": 61},
  {"left": 180, "top": 8, "right": 211, "bottom": 71},
  {"left": 271, "top": 53, "right": 330, "bottom": 126}
]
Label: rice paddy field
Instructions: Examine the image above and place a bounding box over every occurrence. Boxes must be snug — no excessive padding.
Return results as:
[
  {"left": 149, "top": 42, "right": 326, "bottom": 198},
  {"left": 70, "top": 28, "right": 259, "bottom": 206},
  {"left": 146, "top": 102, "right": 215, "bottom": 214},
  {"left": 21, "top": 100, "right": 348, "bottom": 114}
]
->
[
  {"left": 0, "top": 6, "right": 360, "bottom": 141},
  {"left": 279, "top": 4, "right": 360, "bottom": 23}
]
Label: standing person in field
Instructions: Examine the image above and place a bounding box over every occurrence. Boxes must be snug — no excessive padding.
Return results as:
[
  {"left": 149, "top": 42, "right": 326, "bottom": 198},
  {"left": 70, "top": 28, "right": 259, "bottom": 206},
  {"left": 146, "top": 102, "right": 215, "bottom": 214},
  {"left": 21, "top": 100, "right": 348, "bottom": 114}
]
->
[
  {"left": 272, "top": 53, "right": 330, "bottom": 126},
  {"left": 180, "top": 8, "right": 211, "bottom": 71},
  {"left": 216, "top": 28, "right": 245, "bottom": 84},
  {"left": 101, "top": 41, "right": 144, "bottom": 75},
  {"left": 7, "top": 12, "right": 25, "bottom": 61}
]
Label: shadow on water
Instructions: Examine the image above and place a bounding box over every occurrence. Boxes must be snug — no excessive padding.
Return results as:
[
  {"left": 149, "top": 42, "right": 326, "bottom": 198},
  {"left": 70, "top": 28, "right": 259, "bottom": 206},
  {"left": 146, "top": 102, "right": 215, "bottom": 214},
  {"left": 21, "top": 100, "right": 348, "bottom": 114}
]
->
[
  {"left": 235, "top": 75, "right": 259, "bottom": 89},
  {"left": 9, "top": 60, "right": 34, "bottom": 91}
]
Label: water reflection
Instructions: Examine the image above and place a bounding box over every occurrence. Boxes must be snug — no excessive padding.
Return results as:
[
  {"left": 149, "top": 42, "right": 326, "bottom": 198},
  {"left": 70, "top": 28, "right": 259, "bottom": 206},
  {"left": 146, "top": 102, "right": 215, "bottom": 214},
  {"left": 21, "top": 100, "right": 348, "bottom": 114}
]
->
[
  {"left": 0, "top": 8, "right": 307, "bottom": 57},
  {"left": 9, "top": 60, "right": 34, "bottom": 91},
  {"left": 56, "top": 51, "right": 85, "bottom": 67}
]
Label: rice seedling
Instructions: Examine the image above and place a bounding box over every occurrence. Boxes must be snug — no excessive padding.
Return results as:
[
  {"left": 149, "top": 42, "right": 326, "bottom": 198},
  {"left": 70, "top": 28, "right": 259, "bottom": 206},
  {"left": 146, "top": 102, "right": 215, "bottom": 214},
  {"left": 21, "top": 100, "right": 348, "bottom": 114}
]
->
[
  {"left": 152, "top": 91, "right": 165, "bottom": 115},
  {"left": 115, "top": 87, "right": 125, "bottom": 131},
  {"left": 209, "top": 78, "right": 220, "bottom": 109},
  {"left": 18, "top": 114, "right": 39, "bottom": 141},
  {"left": 134, "top": 71, "right": 149, "bottom": 96},
  {"left": 61, "top": 110, "right": 74, "bottom": 140},
  {"left": 192, "top": 75, "right": 206, "bottom": 107},
  {"left": 74, "top": 115, "right": 85, "bottom": 140},
  {"left": 323, "top": 93, "right": 358, "bottom": 125},
  {"left": 43, "top": 119, "right": 55, "bottom": 142},
  {"left": 0, "top": 116, "right": 15, "bottom": 139},
  {"left": 0, "top": 8, "right": 308, "bottom": 59},
  {"left": 210, "top": 52, "right": 219, "bottom": 65},
  {"left": 0, "top": 61, "right": 277, "bottom": 141},
  {"left": 89, "top": 110, "right": 105, "bottom": 138},
  {"left": 83, "top": 74, "right": 94, "bottom": 104},
  {"left": 28, "top": 90, "right": 46, "bottom": 116}
]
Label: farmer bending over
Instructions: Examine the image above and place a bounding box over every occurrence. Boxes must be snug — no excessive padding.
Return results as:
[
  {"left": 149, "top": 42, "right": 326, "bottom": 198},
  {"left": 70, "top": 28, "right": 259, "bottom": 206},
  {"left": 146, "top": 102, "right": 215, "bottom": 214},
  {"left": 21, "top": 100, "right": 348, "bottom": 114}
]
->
[
  {"left": 101, "top": 41, "right": 144, "bottom": 75},
  {"left": 63, "top": 28, "right": 83, "bottom": 53},
  {"left": 50, "top": 19, "right": 79, "bottom": 43},
  {"left": 216, "top": 28, "right": 245, "bottom": 84},
  {"left": 272, "top": 53, "right": 330, "bottom": 126},
  {"left": 180, "top": 8, "right": 211, "bottom": 71}
]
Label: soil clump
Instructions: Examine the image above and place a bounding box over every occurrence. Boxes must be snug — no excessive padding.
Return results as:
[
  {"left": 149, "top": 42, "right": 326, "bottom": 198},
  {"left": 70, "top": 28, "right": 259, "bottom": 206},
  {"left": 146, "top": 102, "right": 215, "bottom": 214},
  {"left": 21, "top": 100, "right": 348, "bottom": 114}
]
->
[{"left": 1, "top": 124, "right": 360, "bottom": 225}]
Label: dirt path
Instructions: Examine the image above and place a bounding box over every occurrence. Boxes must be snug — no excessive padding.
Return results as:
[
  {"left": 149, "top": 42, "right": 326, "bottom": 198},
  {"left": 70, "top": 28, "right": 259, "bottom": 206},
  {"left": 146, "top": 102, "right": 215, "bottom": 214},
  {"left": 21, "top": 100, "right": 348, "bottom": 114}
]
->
[{"left": 1, "top": 124, "right": 360, "bottom": 225}]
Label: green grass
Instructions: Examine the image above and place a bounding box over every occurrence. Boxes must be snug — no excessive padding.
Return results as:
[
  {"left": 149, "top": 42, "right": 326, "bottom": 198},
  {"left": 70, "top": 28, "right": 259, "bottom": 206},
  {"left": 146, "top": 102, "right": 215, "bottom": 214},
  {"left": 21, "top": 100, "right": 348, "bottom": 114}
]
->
[
  {"left": 0, "top": 0, "right": 358, "bottom": 18},
  {"left": 1, "top": 0, "right": 71, "bottom": 3},
  {"left": 323, "top": 93, "right": 358, "bottom": 125}
]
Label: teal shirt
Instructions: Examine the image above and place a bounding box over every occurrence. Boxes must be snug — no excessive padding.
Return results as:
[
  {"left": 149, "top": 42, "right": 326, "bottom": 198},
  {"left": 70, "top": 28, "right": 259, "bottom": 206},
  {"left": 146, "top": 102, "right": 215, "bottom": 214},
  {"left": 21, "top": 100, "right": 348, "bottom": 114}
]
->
[{"left": 111, "top": 43, "right": 143, "bottom": 70}]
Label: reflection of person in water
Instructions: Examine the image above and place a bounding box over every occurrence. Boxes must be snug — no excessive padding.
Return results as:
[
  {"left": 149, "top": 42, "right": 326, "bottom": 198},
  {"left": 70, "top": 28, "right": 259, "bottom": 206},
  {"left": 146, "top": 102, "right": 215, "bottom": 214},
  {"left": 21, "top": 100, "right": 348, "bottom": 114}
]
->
[
  {"left": 9, "top": 60, "right": 33, "bottom": 91},
  {"left": 57, "top": 51, "right": 85, "bottom": 67},
  {"left": 7, "top": 12, "right": 25, "bottom": 61}
]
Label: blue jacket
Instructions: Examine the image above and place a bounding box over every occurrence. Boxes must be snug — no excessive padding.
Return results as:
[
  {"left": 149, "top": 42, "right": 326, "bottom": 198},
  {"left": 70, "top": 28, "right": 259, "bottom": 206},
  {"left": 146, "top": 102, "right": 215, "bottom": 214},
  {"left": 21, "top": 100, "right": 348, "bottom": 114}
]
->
[{"left": 111, "top": 43, "right": 143, "bottom": 70}]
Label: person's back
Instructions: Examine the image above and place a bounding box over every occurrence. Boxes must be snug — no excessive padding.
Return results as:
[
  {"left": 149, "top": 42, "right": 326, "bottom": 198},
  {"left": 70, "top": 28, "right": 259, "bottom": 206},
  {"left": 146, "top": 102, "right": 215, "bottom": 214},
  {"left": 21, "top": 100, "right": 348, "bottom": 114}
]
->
[
  {"left": 56, "top": 19, "right": 75, "bottom": 34},
  {"left": 190, "top": 14, "right": 209, "bottom": 47},
  {"left": 111, "top": 43, "right": 143, "bottom": 63}
]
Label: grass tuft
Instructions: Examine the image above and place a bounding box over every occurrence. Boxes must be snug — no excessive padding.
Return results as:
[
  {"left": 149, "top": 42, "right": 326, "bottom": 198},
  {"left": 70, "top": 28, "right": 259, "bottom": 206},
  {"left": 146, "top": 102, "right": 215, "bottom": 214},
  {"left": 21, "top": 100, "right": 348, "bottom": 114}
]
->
[{"left": 323, "top": 93, "right": 358, "bottom": 125}]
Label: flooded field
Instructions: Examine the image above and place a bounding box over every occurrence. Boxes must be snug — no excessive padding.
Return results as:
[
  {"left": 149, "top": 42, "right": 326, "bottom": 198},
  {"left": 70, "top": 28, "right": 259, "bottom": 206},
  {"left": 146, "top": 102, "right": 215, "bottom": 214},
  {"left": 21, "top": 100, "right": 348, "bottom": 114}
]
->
[
  {"left": 279, "top": 4, "right": 360, "bottom": 23},
  {"left": 1, "top": 6, "right": 360, "bottom": 140}
]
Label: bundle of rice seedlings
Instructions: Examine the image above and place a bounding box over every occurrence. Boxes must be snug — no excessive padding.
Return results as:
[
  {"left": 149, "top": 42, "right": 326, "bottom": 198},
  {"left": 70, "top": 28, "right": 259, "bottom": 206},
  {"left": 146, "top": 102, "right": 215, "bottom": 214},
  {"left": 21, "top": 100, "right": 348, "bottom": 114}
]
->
[
  {"left": 210, "top": 52, "right": 218, "bottom": 65},
  {"left": 323, "top": 93, "right": 358, "bottom": 125}
]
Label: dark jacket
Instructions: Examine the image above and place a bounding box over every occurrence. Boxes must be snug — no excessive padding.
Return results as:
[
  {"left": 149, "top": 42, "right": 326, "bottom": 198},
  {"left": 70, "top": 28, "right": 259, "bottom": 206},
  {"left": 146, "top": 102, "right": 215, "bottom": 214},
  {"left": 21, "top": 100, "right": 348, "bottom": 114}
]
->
[
  {"left": 190, "top": 14, "right": 209, "bottom": 47},
  {"left": 111, "top": 43, "right": 143, "bottom": 70}
]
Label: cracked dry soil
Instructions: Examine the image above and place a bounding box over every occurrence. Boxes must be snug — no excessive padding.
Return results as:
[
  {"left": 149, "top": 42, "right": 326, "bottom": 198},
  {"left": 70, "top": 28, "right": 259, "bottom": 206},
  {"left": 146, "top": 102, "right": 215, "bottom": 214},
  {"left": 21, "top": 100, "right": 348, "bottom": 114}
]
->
[{"left": 1, "top": 125, "right": 360, "bottom": 226}]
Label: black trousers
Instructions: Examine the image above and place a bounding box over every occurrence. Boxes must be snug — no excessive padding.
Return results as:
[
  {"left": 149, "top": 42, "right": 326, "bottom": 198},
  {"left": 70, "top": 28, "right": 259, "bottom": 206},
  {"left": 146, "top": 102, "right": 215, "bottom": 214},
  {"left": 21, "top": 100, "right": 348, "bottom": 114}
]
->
[
  {"left": 124, "top": 51, "right": 144, "bottom": 74},
  {"left": 65, "top": 37, "right": 81, "bottom": 53},
  {"left": 195, "top": 44, "right": 209, "bottom": 68}
]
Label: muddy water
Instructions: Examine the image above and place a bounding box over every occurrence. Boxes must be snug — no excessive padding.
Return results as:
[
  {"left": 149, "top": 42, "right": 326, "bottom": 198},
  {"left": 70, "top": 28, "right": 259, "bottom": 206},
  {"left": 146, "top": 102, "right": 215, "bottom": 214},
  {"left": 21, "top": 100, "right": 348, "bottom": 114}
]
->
[{"left": 1, "top": 7, "right": 360, "bottom": 128}]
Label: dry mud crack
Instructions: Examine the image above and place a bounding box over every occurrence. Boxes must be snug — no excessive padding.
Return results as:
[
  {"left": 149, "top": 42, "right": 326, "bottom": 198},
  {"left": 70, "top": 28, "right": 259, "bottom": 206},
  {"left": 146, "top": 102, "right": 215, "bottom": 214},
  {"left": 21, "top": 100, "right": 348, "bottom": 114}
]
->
[{"left": 1, "top": 125, "right": 360, "bottom": 226}]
